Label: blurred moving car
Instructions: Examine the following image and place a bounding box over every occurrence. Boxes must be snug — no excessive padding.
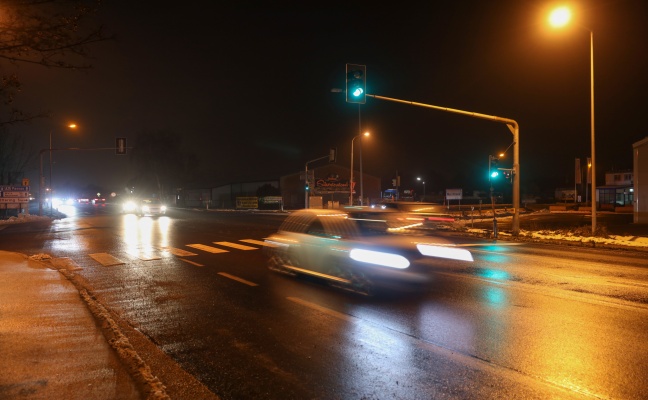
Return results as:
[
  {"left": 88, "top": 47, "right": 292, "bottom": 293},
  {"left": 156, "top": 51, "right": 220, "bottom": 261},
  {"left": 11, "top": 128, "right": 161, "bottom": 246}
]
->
[
  {"left": 264, "top": 208, "right": 473, "bottom": 295},
  {"left": 122, "top": 198, "right": 167, "bottom": 216}
]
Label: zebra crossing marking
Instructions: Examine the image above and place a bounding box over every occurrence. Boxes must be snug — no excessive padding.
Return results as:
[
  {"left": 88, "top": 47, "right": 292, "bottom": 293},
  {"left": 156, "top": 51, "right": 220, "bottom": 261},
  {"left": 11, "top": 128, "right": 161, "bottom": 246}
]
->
[
  {"left": 213, "top": 241, "right": 257, "bottom": 251},
  {"left": 187, "top": 244, "right": 229, "bottom": 254},
  {"left": 240, "top": 239, "right": 278, "bottom": 247},
  {"left": 89, "top": 253, "right": 125, "bottom": 267},
  {"left": 161, "top": 247, "right": 198, "bottom": 257}
]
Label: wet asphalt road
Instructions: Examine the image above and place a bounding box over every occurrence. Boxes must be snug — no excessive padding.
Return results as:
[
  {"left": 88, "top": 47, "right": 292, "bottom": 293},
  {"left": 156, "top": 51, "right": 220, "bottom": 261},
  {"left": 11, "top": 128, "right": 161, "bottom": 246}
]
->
[{"left": 1, "top": 205, "right": 647, "bottom": 399}]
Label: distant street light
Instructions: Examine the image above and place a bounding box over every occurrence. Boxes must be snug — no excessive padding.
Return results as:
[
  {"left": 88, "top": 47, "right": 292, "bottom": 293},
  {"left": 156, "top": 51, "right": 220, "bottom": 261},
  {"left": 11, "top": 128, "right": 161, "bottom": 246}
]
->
[
  {"left": 40, "top": 122, "right": 78, "bottom": 216},
  {"left": 549, "top": 6, "right": 597, "bottom": 234},
  {"left": 350, "top": 131, "right": 369, "bottom": 205},
  {"left": 417, "top": 177, "right": 426, "bottom": 201}
]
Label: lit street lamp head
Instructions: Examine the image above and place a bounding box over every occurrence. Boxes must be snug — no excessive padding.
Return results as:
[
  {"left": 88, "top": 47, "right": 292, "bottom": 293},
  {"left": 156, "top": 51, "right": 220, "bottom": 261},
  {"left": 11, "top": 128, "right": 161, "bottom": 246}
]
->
[{"left": 549, "top": 6, "right": 571, "bottom": 28}]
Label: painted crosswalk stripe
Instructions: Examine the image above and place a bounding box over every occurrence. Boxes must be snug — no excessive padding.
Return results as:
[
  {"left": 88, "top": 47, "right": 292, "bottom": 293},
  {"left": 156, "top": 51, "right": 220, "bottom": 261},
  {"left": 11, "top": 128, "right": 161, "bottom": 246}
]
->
[
  {"left": 218, "top": 272, "right": 258, "bottom": 287},
  {"left": 213, "top": 241, "right": 258, "bottom": 251},
  {"left": 89, "top": 253, "right": 125, "bottom": 267},
  {"left": 240, "top": 239, "right": 278, "bottom": 248},
  {"left": 187, "top": 244, "right": 229, "bottom": 254},
  {"left": 161, "top": 247, "right": 198, "bottom": 257}
]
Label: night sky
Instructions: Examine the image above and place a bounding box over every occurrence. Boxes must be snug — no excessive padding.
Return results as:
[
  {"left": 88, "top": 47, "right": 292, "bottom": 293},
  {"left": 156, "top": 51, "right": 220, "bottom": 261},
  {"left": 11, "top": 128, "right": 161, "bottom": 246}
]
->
[{"left": 11, "top": 1, "right": 648, "bottom": 198}]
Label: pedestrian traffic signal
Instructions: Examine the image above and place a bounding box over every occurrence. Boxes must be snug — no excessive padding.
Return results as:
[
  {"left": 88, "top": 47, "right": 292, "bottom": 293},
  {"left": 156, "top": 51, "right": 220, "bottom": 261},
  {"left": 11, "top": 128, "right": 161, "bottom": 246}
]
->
[{"left": 346, "top": 64, "right": 366, "bottom": 104}]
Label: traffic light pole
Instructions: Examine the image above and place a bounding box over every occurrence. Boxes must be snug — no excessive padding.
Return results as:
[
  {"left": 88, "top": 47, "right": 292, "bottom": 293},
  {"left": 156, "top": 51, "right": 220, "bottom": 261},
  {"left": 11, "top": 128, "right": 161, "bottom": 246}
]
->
[
  {"left": 489, "top": 155, "right": 498, "bottom": 239},
  {"left": 365, "top": 93, "right": 521, "bottom": 236}
]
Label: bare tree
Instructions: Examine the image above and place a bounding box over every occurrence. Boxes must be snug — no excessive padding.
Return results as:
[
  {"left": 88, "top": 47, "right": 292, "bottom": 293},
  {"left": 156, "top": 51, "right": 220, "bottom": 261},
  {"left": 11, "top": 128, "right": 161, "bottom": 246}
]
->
[
  {"left": 0, "top": 128, "right": 34, "bottom": 185},
  {"left": 0, "top": 0, "right": 111, "bottom": 127}
]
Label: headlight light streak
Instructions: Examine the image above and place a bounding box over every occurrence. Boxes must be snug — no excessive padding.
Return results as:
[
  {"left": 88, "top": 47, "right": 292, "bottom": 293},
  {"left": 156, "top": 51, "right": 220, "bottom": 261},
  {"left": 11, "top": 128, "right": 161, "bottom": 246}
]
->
[
  {"left": 387, "top": 222, "right": 423, "bottom": 232},
  {"left": 349, "top": 249, "right": 410, "bottom": 269},
  {"left": 416, "top": 244, "right": 474, "bottom": 262}
]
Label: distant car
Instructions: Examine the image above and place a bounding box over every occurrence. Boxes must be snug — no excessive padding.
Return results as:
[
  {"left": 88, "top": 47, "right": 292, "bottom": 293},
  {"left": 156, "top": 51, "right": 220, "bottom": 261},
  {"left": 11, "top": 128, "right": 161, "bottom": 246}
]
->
[
  {"left": 369, "top": 201, "right": 456, "bottom": 230},
  {"left": 122, "top": 198, "right": 167, "bottom": 216},
  {"left": 264, "top": 208, "right": 473, "bottom": 295}
]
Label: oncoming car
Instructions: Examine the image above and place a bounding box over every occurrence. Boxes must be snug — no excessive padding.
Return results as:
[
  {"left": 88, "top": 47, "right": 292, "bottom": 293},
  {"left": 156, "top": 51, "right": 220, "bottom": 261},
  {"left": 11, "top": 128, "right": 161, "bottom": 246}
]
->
[
  {"left": 122, "top": 198, "right": 167, "bottom": 216},
  {"left": 264, "top": 208, "right": 473, "bottom": 295}
]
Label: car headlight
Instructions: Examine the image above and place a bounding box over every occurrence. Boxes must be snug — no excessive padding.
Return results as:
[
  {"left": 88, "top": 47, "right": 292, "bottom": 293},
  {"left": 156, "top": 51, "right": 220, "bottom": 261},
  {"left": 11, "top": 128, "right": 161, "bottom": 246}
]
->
[
  {"left": 142, "top": 205, "right": 150, "bottom": 212},
  {"left": 349, "top": 249, "right": 410, "bottom": 269},
  {"left": 416, "top": 244, "right": 473, "bottom": 262},
  {"left": 160, "top": 205, "right": 167, "bottom": 212},
  {"left": 123, "top": 201, "right": 136, "bottom": 211}
]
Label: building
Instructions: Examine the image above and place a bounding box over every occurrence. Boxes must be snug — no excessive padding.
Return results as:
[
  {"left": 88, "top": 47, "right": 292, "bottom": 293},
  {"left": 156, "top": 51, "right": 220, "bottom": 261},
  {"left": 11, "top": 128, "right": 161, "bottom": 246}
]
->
[
  {"left": 633, "top": 137, "right": 648, "bottom": 223},
  {"left": 281, "top": 163, "right": 381, "bottom": 209},
  {"left": 597, "top": 170, "right": 634, "bottom": 210},
  {"left": 177, "top": 163, "right": 381, "bottom": 210}
]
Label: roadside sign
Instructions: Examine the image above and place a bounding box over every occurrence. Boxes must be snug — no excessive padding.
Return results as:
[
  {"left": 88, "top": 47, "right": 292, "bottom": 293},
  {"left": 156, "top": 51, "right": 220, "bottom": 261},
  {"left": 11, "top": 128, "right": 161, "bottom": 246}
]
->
[
  {"left": 1, "top": 191, "right": 30, "bottom": 198},
  {"left": 0, "top": 197, "right": 29, "bottom": 203},
  {"left": 446, "top": 188, "right": 463, "bottom": 200},
  {"left": 0, "top": 185, "right": 29, "bottom": 191}
]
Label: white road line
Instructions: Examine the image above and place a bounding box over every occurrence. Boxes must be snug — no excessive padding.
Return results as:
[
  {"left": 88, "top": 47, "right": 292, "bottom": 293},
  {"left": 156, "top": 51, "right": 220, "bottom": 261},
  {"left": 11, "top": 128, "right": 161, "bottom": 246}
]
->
[
  {"left": 240, "top": 239, "right": 279, "bottom": 247},
  {"left": 187, "top": 244, "right": 229, "bottom": 254},
  {"left": 89, "top": 253, "right": 125, "bottom": 267},
  {"left": 180, "top": 258, "right": 204, "bottom": 267},
  {"left": 213, "top": 241, "right": 258, "bottom": 251},
  {"left": 218, "top": 272, "right": 258, "bottom": 286}
]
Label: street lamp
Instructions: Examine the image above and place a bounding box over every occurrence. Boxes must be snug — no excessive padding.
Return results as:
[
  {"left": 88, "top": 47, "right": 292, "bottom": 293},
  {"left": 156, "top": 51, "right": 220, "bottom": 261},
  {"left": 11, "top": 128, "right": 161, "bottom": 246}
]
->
[
  {"left": 417, "top": 177, "right": 426, "bottom": 201},
  {"left": 40, "top": 122, "right": 77, "bottom": 216},
  {"left": 549, "top": 6, "right": 597, "bottom": 234},
  {"left": 350, "top": 131, "right": 369, "bottom": 205}
]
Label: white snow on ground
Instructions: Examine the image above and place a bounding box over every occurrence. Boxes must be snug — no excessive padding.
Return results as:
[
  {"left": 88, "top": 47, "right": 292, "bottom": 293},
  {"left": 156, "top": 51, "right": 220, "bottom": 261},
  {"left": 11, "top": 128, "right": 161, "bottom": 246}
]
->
[
  {"left": 457, "top": 213, "right": 648, "bottom": 248},
  {"left": 0, "top": 214, "right": 51, "bottom": 224}
]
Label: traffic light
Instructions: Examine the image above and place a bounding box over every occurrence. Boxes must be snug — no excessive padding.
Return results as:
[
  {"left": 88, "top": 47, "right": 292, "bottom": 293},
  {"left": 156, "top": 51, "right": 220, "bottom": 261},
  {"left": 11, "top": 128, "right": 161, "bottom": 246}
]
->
[
  {"left": 329, "top": 147, "right": 337, "bottom": 163},
  {"left": 489, "top": 156, "right": 499, "bottom": 179},
  {"left": 346, "top": 64, "right": 366, "bottom": 104},
  {"left": 305, "top": 181, "right": 310, "bottom": 191},
  {"left": 116, "top": 137, "right": 127, "bottom": 155}
]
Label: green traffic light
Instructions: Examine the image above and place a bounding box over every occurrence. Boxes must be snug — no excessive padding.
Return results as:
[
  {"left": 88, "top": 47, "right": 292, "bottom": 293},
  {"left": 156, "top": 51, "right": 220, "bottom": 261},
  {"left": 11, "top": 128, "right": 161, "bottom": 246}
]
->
[
  {"left": 491, "top": 171, "right": 499, "bottom": 178},
  {"left": 346, "top": 63, "right": 366, "bottom": 104}
]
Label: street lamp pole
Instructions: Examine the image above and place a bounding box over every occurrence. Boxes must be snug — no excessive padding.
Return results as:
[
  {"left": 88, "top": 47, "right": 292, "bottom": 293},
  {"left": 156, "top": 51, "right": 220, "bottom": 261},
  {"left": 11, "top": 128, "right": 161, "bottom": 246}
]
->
[
  {"left": 349, "top": 131, "right": 370, "bottom": 206},
  {"left": 350, "top": 136, "right": 355, "bottom": 206},
  {"left": 589, "top": 29, "right": 597, "bottom": 234},
  {"left": 417, "top": 177, "right": 426, "bottom": 201},
  {"left": 549, "top": 7, "right": 596, "bottom": 234},
  {"left": 49, "top": 131, "right": 53, "bottom": 215}
]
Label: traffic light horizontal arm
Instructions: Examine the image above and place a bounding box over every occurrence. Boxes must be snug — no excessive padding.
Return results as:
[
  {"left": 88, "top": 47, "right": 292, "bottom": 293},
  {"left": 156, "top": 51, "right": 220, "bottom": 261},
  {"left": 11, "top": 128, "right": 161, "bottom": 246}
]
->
[{"left": 365, "top": 94, "right": 518, "bottom": 130}]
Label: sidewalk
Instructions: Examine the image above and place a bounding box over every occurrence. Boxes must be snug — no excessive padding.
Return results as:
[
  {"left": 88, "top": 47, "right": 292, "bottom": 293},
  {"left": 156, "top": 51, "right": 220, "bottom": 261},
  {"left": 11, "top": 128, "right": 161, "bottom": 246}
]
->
[{"left": 0, "top": 251, "right": 144, "bottom": 400}]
